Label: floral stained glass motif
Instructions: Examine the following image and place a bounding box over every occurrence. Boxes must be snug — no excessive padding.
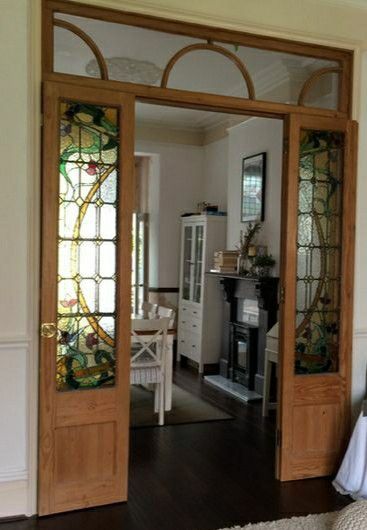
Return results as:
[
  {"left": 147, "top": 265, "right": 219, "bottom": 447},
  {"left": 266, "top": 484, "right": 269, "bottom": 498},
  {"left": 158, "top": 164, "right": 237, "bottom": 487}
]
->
[
  {"left": 295, "top": 130, "right": 343, "bottom": 374},
  {"left": 57, "top": 101, "right": 119, "bottom": 391}
]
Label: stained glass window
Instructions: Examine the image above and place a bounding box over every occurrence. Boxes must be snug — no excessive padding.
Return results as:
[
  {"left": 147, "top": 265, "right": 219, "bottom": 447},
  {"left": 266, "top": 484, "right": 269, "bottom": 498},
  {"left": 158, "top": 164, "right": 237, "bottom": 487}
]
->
[
  {"left": 295, "top": 130, "right": 343, "bottom": 374},
  {"left": 57, "top": 101, "right": 119, "bottom": 391}
]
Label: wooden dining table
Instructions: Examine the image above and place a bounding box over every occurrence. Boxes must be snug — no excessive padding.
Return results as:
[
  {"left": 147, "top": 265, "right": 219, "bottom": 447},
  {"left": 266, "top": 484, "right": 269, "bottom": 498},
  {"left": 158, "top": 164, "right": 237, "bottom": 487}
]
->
[{"left": 131, "top": 314, "right": 175, "bottom": 411}]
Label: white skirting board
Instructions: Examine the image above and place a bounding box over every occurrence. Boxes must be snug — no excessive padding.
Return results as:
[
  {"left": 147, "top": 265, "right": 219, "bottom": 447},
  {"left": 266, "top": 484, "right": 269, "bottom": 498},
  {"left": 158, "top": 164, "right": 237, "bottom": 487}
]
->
[{"left": 0, "top": 479, "right": 28, "bottom": 518}]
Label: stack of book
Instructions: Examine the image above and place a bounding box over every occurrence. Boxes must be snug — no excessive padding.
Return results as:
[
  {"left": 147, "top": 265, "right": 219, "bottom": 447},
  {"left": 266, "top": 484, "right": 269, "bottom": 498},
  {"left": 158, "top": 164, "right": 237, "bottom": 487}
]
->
[{"left": 212, "top": 250, "right": 238, "bottom": 273}]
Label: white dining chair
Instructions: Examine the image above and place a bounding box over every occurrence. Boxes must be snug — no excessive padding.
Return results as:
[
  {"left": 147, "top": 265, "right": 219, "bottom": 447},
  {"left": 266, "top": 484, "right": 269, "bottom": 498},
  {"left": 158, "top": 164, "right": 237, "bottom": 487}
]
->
[
  {"left": 157, "top": 305, "right": 176, "bottom": 328},
  {"left": 130, "top": 317, "right": 170, "bottom": 425},
  {"left": 141, "top": 301, "right": 158, "bottom": 319}
]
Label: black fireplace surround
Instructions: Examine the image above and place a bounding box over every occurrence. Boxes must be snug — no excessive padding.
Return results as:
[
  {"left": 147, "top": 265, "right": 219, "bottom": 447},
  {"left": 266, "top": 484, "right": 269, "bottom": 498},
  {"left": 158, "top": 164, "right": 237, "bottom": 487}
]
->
[{"left": 209, "top": 273, "right": 278, "bottom": 395}]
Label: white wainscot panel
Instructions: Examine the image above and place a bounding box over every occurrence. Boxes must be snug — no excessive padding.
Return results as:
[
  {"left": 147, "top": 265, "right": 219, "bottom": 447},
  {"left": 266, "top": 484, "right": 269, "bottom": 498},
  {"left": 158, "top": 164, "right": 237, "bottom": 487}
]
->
[{"left": 0, "top": 340, "right": 28, "bottom": 516}]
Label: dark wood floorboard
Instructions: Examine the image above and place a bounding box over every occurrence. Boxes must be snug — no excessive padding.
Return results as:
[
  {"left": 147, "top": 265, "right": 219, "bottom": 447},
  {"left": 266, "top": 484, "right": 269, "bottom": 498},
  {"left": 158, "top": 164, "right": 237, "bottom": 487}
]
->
[{"left": 1, "top": 366, "right": 349, "bottom": 530}]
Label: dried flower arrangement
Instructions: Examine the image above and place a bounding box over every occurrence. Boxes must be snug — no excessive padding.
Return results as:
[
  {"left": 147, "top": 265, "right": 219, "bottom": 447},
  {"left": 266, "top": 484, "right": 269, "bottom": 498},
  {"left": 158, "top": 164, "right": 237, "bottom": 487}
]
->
[{"left": 236, "top": 222, "right": 261, "bottom": 258}]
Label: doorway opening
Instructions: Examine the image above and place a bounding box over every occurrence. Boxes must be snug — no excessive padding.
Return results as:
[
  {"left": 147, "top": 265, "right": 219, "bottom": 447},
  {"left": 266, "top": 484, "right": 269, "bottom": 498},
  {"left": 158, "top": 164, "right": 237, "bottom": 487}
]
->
[
  {"left": 130, "top": 103, "right": 283, "bottom": 435},
  {"left": 37, "top": 0, "right": 356, "bottom": 521}
]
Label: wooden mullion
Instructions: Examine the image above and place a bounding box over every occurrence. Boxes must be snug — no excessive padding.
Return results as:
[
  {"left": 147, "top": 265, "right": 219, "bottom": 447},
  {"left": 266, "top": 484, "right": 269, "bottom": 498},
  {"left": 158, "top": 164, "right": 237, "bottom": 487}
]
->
[
  {"left": 42, "top": 0, "right": 54, "bottom": 75},
  {"left": 44, "top": 72, "right": 348, "bottom": 120},
  {"left": 39, "top": 81, "right": 60, "bottom": 516},
  {"left": 338, "top": 120, "right": 358, "bottom": 432},
  {"left": 339, "top": 55, "right": 354, "bottom": 117},
  {"left": 276, "top": 114, "right": 300, "bottom": 481}
]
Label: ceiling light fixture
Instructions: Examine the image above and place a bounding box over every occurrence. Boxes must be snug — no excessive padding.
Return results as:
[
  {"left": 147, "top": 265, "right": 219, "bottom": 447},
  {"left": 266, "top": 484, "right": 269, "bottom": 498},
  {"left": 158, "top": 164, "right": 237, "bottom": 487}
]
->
[{"left": 86, "top": 57, "right": 163, "bottom": 85}]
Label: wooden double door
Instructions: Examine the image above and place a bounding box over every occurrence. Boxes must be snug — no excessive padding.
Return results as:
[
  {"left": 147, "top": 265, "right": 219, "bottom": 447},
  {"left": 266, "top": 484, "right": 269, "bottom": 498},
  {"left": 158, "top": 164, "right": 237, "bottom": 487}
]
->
[{"left": 38, "top": 81, "right": 357, "bottom": 515}]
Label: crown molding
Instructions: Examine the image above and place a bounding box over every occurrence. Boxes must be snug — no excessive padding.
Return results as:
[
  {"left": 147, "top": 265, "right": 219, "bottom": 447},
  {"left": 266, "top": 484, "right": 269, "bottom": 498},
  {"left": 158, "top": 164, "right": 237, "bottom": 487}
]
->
[
  {"left": 72, "top": 0, "right": 362, "bottom": 49},
  {"left": 136, "top": 122, "right": 204, "bottom": 145}
]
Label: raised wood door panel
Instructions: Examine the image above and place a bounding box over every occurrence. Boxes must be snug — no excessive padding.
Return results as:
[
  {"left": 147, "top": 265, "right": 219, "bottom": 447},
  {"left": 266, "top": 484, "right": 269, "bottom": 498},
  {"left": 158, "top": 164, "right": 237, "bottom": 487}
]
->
[
  {"left": 277, "top": 115, "right": 357, "bottom": 481},
  {"left": 39, "top": 81, "right": 135, "bottom": 515}
]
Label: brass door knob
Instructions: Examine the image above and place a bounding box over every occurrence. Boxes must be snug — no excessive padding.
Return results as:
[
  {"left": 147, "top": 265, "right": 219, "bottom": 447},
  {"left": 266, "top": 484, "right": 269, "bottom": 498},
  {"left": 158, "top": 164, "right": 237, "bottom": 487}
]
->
[{"left": 41, "top": 322, "right": 57, "bottom": 338}]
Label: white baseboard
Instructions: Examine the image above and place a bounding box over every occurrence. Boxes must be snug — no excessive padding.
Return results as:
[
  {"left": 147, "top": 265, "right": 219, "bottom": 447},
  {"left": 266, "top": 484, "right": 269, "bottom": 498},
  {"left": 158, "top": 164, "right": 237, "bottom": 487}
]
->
[{"left": 0, "top": 479, "right": 28, "bottom": 518}]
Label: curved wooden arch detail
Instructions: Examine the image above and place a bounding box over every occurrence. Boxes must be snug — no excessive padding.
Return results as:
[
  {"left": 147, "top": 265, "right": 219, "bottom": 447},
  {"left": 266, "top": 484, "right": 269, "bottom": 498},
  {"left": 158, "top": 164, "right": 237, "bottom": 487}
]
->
[
  {"left": 298, "top": 67, "right": 342, "bottom": 106},
  {"left": 161, "top": 43, "right": 256, "bottom": 99},
  {"left": 54, "top": 19, "right": 109, "bottom": 81}
]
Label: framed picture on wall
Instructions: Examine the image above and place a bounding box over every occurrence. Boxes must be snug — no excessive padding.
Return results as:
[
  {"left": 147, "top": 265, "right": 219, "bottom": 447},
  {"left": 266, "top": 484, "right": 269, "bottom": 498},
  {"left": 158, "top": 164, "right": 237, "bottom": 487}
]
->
[{"left": 241, "top": 152, "right": 266, "bottom": 222}]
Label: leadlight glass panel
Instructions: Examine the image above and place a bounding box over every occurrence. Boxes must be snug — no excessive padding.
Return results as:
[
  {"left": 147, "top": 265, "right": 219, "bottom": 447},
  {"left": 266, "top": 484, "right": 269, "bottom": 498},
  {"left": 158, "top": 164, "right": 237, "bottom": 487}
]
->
[
  {"left": 54, "top": 13, "right": 340, "bottom": 110},
  {"left": 57, "top": 101, "right": 119, "bottom": 391},
  {"left": 295, "top": 130, "right": 343, "bottom": 375}
]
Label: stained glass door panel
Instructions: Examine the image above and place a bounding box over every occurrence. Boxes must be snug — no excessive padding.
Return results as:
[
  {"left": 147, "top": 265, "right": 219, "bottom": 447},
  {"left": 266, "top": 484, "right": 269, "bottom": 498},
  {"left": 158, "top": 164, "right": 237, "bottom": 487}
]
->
[
  {"left": 277, "top": 115, "right": 357, "bottom": 482},
  {"left": 295, "top": 130, "right": 343, "bottom": 374},
  {"left": 57, "top": 101, "right": 118, "bottom": 391},
  {"left": 39, "top": 82, "right": 134, "bottom": 515}
]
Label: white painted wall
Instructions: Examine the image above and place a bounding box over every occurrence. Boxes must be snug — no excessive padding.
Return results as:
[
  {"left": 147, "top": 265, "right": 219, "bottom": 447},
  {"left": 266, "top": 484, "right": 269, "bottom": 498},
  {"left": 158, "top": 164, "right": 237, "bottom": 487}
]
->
[
  {"left": 145, "top": 153, "right": 160, "bottom": 288},
  {"left": 136, "top": 120, "right": 282, "bottom": 295},
  {"left": 351, "top": 51, "right": 367, "bottom": 418},
  {"left": 203, "top": 137, "right": 229, "bottom": 211},
  {"left": 136, "top": 140, "right": 205, "bottom": 289},
  {"left": 0, "top": 0, "right": 40, "bottom": 516},
  {"left": 227, "top": 118, "right": 283, "bottom": 274}
]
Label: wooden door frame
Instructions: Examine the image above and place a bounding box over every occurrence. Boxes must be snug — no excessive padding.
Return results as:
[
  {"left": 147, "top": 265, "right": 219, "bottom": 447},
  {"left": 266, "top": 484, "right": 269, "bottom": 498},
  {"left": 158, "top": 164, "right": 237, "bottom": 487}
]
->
[{"left": 37, "top": 0, "right": 357, "bottom": 513}]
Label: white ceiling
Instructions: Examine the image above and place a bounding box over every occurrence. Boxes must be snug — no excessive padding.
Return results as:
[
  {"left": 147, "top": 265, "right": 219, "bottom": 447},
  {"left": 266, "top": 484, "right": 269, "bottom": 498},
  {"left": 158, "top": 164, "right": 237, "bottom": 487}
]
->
[{"left": 54, "top": 13, "right": 338, "bottom": 131}]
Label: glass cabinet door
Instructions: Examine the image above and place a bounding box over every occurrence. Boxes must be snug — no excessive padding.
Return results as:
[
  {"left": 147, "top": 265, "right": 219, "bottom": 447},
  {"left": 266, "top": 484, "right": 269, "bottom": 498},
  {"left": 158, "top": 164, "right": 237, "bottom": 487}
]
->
[
  {"left": 193, "top": 224, "right": 204, "bottom": 303},
  {"left": 182, "top": 224, "right": 193, "bottom": 300}
]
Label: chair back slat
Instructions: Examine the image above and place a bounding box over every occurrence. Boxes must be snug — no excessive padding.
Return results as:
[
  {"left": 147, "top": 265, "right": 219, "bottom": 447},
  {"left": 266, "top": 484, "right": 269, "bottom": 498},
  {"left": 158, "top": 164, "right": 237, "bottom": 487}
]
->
[
  {"left": 131, "top": 317, "right": 169, "bottom": 367},
  {"left": 157, "top": 306, "right": 176, "bottom": 327},
  {"left": 141, "top": 301, "right": 158, "bottom": 319}
]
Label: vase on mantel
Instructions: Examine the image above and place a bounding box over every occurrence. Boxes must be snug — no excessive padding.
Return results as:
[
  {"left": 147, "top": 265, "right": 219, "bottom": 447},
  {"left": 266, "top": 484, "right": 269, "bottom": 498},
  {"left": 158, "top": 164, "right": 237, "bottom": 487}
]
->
[{"left": 237, "top": 254, "right": 248, "bottom": 275}]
